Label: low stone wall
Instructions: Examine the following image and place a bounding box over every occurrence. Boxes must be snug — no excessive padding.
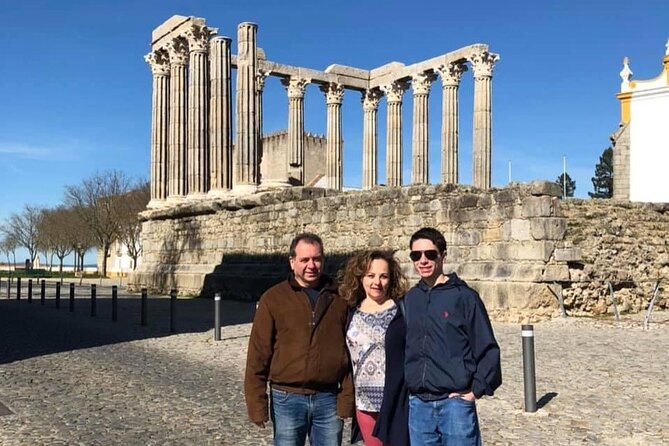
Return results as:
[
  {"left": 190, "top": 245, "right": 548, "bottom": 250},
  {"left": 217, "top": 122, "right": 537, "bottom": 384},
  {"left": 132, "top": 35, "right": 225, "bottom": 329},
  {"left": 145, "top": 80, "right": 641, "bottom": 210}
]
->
[
  {"left": 129, "top": 182, "right": 579, "bottom": 321},
  {"left": 561, "top": 199, "right": 669, "bottom": 315}
]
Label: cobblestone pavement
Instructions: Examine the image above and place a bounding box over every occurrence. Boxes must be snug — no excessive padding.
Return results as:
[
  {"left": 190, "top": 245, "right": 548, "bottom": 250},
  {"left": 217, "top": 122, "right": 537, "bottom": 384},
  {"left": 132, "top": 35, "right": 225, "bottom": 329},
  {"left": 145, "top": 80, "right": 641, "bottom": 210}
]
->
[{"left": 0, "top": 293, "right": 667, "bottom": 445}]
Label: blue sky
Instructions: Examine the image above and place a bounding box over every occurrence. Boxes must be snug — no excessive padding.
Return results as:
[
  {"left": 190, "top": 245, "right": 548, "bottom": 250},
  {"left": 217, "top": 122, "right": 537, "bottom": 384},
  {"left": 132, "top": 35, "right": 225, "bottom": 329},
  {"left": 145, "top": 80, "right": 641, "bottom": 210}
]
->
[{"left": 1, "top": 0, "right": 668, "bottom": 262}]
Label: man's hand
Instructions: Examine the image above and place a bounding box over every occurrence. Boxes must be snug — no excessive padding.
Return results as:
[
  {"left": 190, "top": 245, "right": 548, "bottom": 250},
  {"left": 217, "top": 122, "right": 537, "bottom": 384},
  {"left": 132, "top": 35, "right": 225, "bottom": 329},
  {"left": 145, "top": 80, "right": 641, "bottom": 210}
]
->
[
  {"left": 449, "top": 391, "right": 475, "bottom": 402},
  {"left": 253, "top": 421, "right": 266, "bottom": 428}
]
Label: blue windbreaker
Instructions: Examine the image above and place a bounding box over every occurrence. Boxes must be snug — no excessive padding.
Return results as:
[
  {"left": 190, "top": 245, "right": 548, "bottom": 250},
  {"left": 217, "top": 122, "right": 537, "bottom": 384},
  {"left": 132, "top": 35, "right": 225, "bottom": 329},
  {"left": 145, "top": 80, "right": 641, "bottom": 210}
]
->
[{"left": 404, "top": 273, "right": 502, "bottom": 399}]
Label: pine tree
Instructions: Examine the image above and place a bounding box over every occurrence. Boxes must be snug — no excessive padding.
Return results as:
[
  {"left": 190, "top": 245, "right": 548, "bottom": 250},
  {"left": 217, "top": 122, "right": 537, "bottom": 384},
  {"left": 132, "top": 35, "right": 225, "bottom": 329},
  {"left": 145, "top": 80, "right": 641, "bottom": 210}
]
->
[
  {"left": 555, "top": 172, "right": 576, "bottom": 198},
  {"left": 588, "top": 147, "right": 613, "bottom": 198}
]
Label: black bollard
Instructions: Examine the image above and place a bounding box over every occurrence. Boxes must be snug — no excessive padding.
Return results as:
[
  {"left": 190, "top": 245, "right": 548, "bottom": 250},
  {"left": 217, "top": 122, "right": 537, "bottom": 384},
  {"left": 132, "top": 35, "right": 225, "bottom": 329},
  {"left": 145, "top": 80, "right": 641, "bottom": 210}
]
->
[
  {"left": 28, "top": 279, "right": 33, "bottom": 304},
  {"left": 7, "top": 277, "right": 10, "bottom": 299},
  {"left": 522, "top": 325, "right": 537, "bottom": 412},
  {"left": 69, "top": 283, "right": 75, "bottom": 312},
  {"left": 169, "top": 289, "right": 177, "bottom": 333},
  {"left": 40, "top": 280, "right": 45, "bottom": 305},
  {"left": 140, "top": 288, "right": 148, "bottom": 326},
  {"left": 91, "top": 284, "right": 97, "bottom": 317},
  {"left": 55, "top": 282, "right": 61, "bottom": 309},
  {"left": 111, "top": 285, "right": 118, "bottom": 322},
  {"left": 16, "top": 277, "right": 21, "bottom": 301},
  {"left": 214, "top": 292, "right": 222, "bottom": 341}
]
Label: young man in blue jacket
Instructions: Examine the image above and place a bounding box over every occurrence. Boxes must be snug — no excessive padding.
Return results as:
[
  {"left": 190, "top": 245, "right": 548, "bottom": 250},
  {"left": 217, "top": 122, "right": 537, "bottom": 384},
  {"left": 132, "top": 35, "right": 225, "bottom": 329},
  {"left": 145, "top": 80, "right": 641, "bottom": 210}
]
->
[{"left": 404, "top": 227, "right": 502, "bottom": 446}]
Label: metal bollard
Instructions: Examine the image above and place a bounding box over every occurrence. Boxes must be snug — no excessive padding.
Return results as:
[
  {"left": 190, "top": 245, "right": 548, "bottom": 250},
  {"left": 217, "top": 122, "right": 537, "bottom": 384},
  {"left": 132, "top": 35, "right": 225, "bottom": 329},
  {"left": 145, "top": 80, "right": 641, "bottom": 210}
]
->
[
  {"left": 140, "top": 288, "right": 148, "bottom": 326},
  {"left": 69, "top": 283, "right": 75, "bottom": 312},
  {"left": 40, "top": 280, "right": 45, "bottom": 305},
  {"left": 214, "top": 292, "right": 222, "bottom": 341},
  {"left": 55, "top": 282, "right": 61, "bottom": 309},
  {"left": 522, "top": 324, "right": 537, "bottom": 412},
  {"left": 16, "top": 277, "right": 21, "bottom": 301},
  {"left": 111, "top": 285, "right": 118, "bottom": 322},
  {"left": 91, "top": 284, "right": 97, "bottom": 317},
  {"left": 28, "top": 279, "right": 33, "bottom": 304},
  {"left": 6, "top": 277, "right": 10, "bottom": 299},
  {"left": 170, "top": 289, "right": 177, "bottom": 333}
]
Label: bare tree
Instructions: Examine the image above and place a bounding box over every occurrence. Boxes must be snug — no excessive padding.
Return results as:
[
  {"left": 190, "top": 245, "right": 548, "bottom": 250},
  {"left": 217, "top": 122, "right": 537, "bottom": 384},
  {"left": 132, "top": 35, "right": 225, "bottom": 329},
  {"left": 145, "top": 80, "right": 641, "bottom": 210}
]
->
[
  {"left": 65, "top": 170, "right": 133, "bottom": 277},
  {"left": 1, "top": 205, "right": 43, "bottom": 267},
  {"left": 38, "top": 207, "right": 77, "bottom": 279},
  {"left": 68, "top": 205, "right": 95, "bottom": 274},
  {"left": 0, "top": 234, "right": 18, "bottom": 270},
  {"left": 117, "top": 182, "right": 150, "bottom": 270}
]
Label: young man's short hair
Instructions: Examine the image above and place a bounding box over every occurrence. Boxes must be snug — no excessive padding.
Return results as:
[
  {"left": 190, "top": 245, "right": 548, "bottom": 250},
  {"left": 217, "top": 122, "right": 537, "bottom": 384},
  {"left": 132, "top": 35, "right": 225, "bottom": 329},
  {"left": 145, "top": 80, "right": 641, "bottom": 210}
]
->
[
  {"left": 409, "top": 227, "right": 447, "bottom": 254},
  {"left": 289, "top": 233, "right": 324, "bottom": 257}
]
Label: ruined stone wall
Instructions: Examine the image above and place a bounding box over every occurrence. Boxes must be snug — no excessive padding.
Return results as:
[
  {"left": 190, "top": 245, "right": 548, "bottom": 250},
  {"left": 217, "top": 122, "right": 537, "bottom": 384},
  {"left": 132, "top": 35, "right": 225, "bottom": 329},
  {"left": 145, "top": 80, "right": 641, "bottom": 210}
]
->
[
  {"left": 130, "top": 182, "right": 581, "bottom": 321},
  {"left": 561, "top": 199, "right": 669, "bottom": 315},
  {"left": 260, "top": 131, "right": 326, "bottom": 186}
]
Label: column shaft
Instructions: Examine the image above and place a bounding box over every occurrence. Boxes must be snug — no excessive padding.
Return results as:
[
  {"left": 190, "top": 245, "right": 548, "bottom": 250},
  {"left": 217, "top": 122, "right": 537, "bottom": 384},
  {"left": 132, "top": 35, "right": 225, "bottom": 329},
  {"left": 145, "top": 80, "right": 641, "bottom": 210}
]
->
[
  {"left": 187, "top": 49, "right": 210, "bottom": 195},
  {"left": 411, "top": 73, "right": 433, "bottom": 185},
  {"left": 323, "top": 83, "right": 344, "bottom": 190},
  {"left": 145, "top": 50, "right": 170, "bottom": 203},
  {"left": 284, "top": 77, "right": 309, "bottom": 185},
  {"left": 438, "top": 62, "right": 466, "bottom": 184},
  {"left": 382, "top": 81, "right": 407, "bottom": 187},
  {"left": 167, "top": 38, "right": 189, "bottom": 198},
  {"left": 470, "top": 51, "right": 498, "bottom": 189},
  {"left": 235, "top": 22, "right": 259, "bottom": 190},
  {"left": 209, "top": 37, "right": 232, "bottom": 192},
  {"left": 362, "top": 90, "right": 381, "bottom": 190}
]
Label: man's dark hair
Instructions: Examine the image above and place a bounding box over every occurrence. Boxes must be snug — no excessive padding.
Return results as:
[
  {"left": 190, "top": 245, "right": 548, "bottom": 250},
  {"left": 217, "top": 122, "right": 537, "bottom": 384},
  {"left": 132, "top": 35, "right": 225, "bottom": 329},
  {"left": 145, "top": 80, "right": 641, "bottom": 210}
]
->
[
  {"left": 289, "top": 233, "right": 324, "bottom": 257},
  {"left": 409, "top": 227, "right": 447, "bottom": 254}
]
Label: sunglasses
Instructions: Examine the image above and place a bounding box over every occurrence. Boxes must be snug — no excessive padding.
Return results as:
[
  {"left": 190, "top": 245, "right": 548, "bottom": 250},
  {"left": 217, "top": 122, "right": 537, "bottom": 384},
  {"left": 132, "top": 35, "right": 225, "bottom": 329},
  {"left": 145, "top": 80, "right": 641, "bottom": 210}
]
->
[{"left": 409, "top": 250, "right": 440, "bottom": 262}]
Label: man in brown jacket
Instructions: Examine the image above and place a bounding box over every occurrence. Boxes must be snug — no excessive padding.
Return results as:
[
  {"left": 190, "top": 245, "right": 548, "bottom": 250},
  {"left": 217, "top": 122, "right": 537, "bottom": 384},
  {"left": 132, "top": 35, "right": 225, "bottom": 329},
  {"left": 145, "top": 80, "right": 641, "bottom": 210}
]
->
[{"left": 245, "top": 233, "right": 354, "bottom": 446}]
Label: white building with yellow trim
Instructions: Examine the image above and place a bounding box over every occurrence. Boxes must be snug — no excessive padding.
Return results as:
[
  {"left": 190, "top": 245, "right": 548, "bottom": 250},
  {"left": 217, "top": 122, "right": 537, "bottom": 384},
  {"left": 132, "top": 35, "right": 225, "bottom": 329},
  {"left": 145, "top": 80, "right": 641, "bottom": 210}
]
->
[{"left": 613, "top": 41, "right": 669, "bottom": 202}]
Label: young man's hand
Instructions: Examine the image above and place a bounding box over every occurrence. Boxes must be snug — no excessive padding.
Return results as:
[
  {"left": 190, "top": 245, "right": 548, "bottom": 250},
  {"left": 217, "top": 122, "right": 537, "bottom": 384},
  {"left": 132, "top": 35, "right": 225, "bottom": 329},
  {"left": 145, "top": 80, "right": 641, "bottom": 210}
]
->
[{"left": 449, "top": 391, "right": 475, "bottom": 401}]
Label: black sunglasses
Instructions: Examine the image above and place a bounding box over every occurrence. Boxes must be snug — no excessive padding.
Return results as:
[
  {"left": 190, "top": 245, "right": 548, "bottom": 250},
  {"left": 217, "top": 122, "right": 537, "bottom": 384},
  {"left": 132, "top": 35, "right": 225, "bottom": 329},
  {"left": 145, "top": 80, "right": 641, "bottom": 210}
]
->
[{"left": 409, "top": 250, "right": 440, "bottom": 262}]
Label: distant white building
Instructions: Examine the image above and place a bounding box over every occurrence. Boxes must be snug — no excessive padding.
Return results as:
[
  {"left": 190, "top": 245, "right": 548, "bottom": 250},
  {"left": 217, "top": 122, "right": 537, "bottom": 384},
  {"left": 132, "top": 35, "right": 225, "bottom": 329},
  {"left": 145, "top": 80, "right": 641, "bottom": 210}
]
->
[
  {"left": 613, "top": 40, "right": 669, "bottom": 203},
  {"left": 96, "top": 240, "right": 141, "bottom": 277}
]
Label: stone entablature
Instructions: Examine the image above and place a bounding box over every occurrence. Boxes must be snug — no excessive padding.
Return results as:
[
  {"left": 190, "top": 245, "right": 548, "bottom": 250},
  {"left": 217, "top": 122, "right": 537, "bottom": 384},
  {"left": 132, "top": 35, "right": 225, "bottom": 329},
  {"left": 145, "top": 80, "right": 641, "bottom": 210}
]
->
[{"left": 144, "top": 15, "right": 500, "bottom": 208}]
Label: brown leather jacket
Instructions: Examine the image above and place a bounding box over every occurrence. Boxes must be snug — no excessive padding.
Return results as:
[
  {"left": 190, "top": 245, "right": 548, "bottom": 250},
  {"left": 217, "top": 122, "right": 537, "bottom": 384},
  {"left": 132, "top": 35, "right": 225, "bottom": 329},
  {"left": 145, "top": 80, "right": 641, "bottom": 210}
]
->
[{"left": 244, "top": 275, "right": 355, "bottom": 424}]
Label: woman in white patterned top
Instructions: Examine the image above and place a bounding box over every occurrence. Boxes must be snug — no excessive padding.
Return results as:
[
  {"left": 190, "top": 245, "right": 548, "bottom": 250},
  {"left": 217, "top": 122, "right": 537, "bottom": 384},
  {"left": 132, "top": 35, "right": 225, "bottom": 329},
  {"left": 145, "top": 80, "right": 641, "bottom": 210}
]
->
[{"left": 339, "top": 251, "right": 408, "bottom": 446}]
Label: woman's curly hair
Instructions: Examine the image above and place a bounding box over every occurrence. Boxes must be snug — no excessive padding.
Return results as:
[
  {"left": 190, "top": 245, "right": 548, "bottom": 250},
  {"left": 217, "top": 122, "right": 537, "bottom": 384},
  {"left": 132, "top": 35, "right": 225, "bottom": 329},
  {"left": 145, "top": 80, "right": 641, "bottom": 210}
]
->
[{"left": 337, "top": 250, "right": 408, "bottom": 308}]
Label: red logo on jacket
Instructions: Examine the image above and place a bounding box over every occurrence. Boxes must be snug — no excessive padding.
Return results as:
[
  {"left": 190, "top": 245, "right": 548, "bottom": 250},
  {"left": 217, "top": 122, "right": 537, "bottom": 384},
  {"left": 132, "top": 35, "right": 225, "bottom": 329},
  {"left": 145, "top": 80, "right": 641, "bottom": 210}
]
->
[{"left": 443, "top": 310, "right": 449, "bottom": 318}]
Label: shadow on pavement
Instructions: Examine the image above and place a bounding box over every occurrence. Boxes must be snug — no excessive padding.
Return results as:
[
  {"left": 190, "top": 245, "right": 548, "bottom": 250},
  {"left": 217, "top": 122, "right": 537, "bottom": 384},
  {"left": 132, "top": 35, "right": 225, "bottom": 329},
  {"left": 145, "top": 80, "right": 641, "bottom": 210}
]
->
[
  {"left": 0, "top": 294, "right": 256, "bottom": 365},
  {"left": 537, "top": 392, "right": 558, "bottom": 409}
]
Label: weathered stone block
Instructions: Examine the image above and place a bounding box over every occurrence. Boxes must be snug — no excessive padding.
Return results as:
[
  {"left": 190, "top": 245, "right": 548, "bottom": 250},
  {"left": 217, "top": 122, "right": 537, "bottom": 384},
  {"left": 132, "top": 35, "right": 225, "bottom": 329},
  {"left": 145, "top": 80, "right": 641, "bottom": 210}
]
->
[
  {"left": 553, "top": 247, "right": 582, "bottom": 261},
  {"left": 529, "top": 181, "right": 562, "bottom": 197},
  {"left": 522, "top": 196, "right": 554, "bottom": 218},
  {"left": 542, "top": 264, "right": 570, "bottom": 281},
  {"left": 501, "top": 219, "right": 531, "bottom": 241},
  {"left": 530, "top": 218, "right": 567, "bottom": 240}
]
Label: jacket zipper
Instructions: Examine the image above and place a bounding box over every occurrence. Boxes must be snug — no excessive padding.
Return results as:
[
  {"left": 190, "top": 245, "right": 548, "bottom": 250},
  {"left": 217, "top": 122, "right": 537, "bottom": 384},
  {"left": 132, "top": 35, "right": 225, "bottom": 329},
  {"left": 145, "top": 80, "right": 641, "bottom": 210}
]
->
[{"left": 420, "top": 288, "right": 431, "bottom": 389}]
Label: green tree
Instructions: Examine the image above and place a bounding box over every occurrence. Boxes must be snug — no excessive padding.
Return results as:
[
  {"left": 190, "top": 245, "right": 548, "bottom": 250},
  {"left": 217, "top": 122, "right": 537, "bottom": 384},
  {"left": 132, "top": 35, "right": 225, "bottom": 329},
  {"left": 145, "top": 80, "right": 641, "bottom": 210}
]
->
[
  {"left": 556, "top": 172, "right": 576, "bottom": 198},
  {"left": 589, "top": 147, "right": 613, "bottom": 198}
]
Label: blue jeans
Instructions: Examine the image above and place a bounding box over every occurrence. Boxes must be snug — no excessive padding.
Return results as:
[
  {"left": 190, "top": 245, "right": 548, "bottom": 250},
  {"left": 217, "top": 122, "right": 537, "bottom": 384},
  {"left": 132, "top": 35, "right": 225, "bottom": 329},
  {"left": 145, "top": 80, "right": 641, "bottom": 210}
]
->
[
  {"left": 270, "top": 388, "right": 343, "bottom": 446},
  {"left": 409, "top": 395, "right": 481, "bottom": 446}
]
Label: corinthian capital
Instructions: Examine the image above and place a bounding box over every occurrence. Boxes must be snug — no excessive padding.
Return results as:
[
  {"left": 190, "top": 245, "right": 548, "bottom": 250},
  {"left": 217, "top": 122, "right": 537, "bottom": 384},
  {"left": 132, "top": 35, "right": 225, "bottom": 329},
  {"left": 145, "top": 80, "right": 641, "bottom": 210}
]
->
[
  {"left": 320, "top": 83, "right": 344, "bottom": 105},
  {"left": 362, "top": 89, "right": 383, "bottom": 111},
  {"left": 381, "top": 80, "right": 409, "bottom": 103},
  {"left": 145, "top": 49, "right": 170, "bottom": 76},
  {"left": 185, "top": 25, "right": 217, "bottom": 53},
  {"left": 256, "top": 70, "right": 271, "bottom": 92},
  {"left": 436, "top": 62, "right": 468, "bottom": 87},
  {"left": 412, "top": 72, "right": 437, "bottom": 95},
  {"left": 166, "top": 37, "right": 189, "bottom": 66},
  {"left": 468, "top": 51, "right": 500, "bottom": 79},
  {"left": 281, "top": 77, "right": 310, "bottom": 98}
]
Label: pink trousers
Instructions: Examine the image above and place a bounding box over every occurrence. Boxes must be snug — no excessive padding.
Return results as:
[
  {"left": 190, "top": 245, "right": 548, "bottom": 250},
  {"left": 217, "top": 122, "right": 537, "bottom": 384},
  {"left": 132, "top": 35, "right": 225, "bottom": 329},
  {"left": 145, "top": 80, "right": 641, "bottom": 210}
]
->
[{"left": 356, "top": 409, "right": 386, "bottom": 446}]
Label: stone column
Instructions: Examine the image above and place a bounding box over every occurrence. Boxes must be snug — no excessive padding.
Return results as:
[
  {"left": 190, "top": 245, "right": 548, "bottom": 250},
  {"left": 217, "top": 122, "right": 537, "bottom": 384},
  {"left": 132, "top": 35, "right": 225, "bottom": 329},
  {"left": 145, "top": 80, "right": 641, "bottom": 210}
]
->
[
  {"left": 411, "top": 72, "right": 435, "bottom": 184},
  {"left": 469, "top": 51, "right": 499, "bottom": 189},
  {"left": 234, "top": 22, "right": 259, "bottom": 193},
  {"left": 381, "top": 81, "right": 408, "bottom": 187},
  {"left": 209, "top": 36, "right": 233, "bottom": 194},
  {"left": 321, "top": 83, "right": 344, "bottom": 190},
  {"left": 186, "top": 25, "right": 215, "bottom": 197},
  {"left": 362, "top": 89, "right": 382, "bottom": 189},
  {"left": 166, "top": 37, "right": 189, "bottom": 199},
  {"left": 256, "top": 70, "right": 269, "bottom": 181},
  {"left": 282, "top": 77, "right": 310, "bottom": 185},
  {"left": 437, "top": 62, "right": 467, "bottom": 184},
  {"left": 145, "top": 49, "right": 170, "bottom": 206}
]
